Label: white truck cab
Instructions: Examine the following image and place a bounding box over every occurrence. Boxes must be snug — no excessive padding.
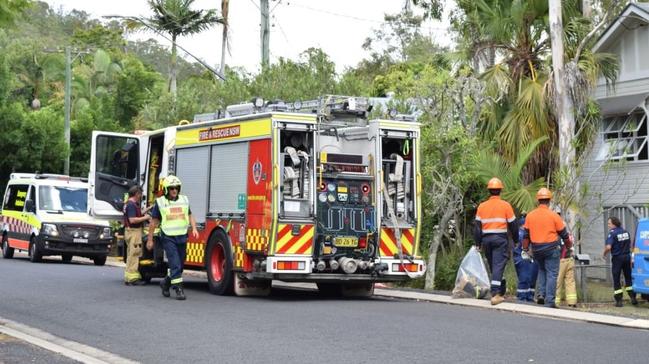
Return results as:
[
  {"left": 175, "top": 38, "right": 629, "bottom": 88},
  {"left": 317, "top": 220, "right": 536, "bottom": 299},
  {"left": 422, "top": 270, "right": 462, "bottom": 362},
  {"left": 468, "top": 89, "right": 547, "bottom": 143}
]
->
[{"left": 1, "top": 173, "right": 112, "bottom": 265}]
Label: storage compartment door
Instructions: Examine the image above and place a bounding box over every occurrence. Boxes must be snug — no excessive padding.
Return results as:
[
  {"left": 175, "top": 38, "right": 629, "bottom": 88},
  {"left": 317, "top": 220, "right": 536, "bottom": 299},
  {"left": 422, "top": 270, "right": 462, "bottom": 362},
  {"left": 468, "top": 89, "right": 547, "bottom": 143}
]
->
[
  {"left": 209, "top": 142, "right": 249, "bottom": 215},
  {"left": 175, "top": 146, "right": 210, "bottom": 224}
]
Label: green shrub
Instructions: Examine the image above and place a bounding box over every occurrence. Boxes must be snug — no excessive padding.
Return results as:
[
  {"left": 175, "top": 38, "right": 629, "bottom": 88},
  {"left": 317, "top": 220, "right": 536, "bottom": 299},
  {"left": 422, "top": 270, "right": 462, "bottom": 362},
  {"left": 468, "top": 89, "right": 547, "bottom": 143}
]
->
[{"left": 434, "top": 243, "right": 469, "bottom": 291}]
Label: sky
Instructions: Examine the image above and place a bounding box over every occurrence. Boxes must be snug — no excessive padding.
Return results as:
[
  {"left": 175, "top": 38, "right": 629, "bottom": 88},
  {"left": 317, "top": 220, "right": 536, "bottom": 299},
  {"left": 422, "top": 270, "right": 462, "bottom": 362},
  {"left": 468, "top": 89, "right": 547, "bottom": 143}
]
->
[{"left": 45, "top": 0, "right": 452, "bottom": 74}]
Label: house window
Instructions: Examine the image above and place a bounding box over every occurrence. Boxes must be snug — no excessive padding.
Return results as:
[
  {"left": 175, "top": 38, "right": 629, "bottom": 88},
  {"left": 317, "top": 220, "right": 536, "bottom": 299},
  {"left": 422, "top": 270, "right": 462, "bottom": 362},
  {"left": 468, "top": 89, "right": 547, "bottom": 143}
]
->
[{"left": 596, "top": 111, "right": 648, "bottom": 161}]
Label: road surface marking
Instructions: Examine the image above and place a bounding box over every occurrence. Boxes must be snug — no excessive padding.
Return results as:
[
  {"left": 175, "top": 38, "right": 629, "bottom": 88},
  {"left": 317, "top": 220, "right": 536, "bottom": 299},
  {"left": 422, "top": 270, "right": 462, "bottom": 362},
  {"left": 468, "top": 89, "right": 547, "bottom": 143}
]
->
[{"left": 0, "top": 315, "right": 137, "bottom": 364}]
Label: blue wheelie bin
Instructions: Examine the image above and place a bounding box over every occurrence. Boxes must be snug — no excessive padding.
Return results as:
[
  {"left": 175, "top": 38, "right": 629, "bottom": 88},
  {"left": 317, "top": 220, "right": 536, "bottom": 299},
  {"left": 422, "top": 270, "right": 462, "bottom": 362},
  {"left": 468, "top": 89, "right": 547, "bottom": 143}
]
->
[{"left": 632, "top": 219, "right": 649, "bottom": 301}]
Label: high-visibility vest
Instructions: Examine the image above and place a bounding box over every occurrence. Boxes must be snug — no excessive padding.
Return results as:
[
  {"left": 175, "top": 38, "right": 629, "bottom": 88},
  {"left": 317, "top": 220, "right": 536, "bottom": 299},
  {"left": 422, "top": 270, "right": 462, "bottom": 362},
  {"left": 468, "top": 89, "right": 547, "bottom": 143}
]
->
[
  {"left": 475, "top": 196, "right": 516, "bottom": 234},
  {"left": 157, "top": 195, "right": 190, "bottom": 236}
]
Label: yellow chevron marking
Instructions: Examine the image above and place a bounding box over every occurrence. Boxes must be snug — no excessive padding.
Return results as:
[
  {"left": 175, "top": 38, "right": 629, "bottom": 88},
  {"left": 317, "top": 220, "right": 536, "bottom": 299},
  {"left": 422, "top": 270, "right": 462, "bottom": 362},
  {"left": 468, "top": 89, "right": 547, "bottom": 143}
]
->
[
  {"left": 380, "top": 229, "right": 398, "bottom": 255},
  {"left": 285, "top": 227, "right": 314, "bottom": 254}
]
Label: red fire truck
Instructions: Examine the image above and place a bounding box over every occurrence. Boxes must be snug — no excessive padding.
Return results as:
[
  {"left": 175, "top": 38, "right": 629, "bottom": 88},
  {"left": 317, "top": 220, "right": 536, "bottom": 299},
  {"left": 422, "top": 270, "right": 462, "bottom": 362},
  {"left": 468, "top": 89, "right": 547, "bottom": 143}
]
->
[{"left": 89, "top": 96, "right": 425, "bottom": 296}]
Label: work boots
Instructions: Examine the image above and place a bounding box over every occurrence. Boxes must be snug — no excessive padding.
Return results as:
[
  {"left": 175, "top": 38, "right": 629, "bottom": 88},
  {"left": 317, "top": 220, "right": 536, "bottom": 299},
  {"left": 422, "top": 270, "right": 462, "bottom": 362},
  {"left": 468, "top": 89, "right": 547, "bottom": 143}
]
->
[
  {"left": 172, "top": 284, "right": 186, "bottom": 300},
  {"left": 631, "top": 295, "right": 639, "bottom": 306},
  {"left": 615, "top": 293, "right": 623, "bottom": 307},
  {"left": 491, "top": 294, "right": 504, "bottom": 305},
  {"left": 160, "top": 277, "right": 171, "bottom": 297}
]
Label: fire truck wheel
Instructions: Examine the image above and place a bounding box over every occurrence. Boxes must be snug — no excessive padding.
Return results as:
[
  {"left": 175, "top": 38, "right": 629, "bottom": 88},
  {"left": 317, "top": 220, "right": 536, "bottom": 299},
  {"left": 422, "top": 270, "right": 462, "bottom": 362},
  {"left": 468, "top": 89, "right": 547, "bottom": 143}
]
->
[
  {"left": 2, "top": 234, "right": 14, "bottom": 259},
  {"left": 341, "top": 283, "right": 374, "bottom": 298},
  {"left": 29, "top": 237, "right": 43, "bottom": 263},
  {"left": 206, "top": 231, "right": 234, "bottom": 295},
  {"left": 316, "top": 283, "right": 342, "bottom": 297}
]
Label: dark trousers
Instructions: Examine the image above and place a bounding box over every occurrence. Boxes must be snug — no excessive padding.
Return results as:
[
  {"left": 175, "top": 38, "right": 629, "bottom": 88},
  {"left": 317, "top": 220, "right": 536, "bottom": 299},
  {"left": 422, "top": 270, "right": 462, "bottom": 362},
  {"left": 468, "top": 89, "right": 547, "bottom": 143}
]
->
[
  {"left": 612, "top": 254, "right": 635, "bottom": 301},
  {"left": 534, "top": 244, "right": 560, "bottom": 307},
  {"left": 482, "top": 235, "right": 509, "bottom": 295},
  {"left": 161, "top": 233, "right": 187, "bottom": 285}
]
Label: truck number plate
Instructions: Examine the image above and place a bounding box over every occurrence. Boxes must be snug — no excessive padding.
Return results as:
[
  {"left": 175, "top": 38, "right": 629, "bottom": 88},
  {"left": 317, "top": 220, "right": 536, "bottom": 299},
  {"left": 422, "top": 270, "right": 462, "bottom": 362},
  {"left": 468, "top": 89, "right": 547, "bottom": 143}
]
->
[
  {"left": 73, "top": 238, "right": 88, "bottom": 243},
  {"left": 335, "top": 237, "right": 358, "bottom": 248}
]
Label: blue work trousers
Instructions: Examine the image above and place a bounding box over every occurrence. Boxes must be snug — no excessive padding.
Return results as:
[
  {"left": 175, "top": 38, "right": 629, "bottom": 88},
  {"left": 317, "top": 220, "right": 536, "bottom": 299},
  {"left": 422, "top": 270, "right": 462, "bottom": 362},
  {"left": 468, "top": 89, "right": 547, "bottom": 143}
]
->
[
  {"left": 482, "top": 235, "right": 509, "bottom": 295},
  {"left": 161, "top": 233, "right": 187, "bottom": 284},
  {"left": 513, "top": 247, "right": 539, "bottom": 301},
  {"left": 534, "top": 244, "right": 561, "bottom": 307}
]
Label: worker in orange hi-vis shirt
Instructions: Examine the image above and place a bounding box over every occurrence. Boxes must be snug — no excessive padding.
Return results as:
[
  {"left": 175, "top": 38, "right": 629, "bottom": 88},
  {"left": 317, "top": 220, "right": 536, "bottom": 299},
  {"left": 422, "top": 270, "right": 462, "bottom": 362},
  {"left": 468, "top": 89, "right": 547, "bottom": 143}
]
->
[
  {"left": 522, "top": 188, "right": 572, "bottom": 308},
  {"left": 474, "top": 177, "right": 519, "bottom": 306}
]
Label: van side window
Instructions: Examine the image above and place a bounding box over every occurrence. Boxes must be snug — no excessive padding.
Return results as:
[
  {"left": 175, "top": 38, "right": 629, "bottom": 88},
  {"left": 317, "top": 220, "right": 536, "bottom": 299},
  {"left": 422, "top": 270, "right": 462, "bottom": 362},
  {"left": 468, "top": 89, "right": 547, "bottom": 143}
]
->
[{"left": 3, "top": 184, "right": 29, "bottom": 212}]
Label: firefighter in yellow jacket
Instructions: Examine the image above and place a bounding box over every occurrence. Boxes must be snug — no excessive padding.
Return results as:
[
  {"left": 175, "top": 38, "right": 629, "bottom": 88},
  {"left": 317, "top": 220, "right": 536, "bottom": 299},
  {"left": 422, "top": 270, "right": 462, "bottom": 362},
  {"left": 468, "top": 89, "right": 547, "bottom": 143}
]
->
[
  {"left": 555, "top": 230, "right": 578, "bottom": 307},
  {"left": 146, "top": 175, "right": 199, "bottom": 300}
]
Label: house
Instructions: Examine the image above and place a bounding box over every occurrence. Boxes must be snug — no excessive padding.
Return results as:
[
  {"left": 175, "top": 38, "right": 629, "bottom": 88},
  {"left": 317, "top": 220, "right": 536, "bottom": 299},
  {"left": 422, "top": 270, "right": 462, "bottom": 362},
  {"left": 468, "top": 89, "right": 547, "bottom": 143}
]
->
[{"left": 581, "top": 2, "right": 649, "bottom": 265}]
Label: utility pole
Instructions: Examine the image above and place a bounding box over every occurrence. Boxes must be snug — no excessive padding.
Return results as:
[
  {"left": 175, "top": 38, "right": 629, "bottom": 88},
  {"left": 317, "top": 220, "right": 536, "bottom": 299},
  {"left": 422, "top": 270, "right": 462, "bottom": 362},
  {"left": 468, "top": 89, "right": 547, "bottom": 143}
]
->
[
  {"left": 549, "top": 0, "right": 577, "bottom": 231},
  {"left": 260, "top": 0, "right": 270, "bottom": 67},
  {"left": 64, "top": 46, "right": 71, "bottom": 176},
  {"left": 45, "top": 46, "right": 92, "bottom": 175}
]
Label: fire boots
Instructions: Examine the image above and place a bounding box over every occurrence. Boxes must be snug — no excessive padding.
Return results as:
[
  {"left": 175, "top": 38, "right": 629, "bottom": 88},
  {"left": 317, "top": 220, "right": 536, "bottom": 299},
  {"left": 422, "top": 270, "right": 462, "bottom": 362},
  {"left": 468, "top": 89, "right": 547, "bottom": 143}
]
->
[
  {"left": 173, "top": 284, "right": 186, "bottom": 300},
  {"left": 160, "top": 277, "right": 171, "bottom": 297}
]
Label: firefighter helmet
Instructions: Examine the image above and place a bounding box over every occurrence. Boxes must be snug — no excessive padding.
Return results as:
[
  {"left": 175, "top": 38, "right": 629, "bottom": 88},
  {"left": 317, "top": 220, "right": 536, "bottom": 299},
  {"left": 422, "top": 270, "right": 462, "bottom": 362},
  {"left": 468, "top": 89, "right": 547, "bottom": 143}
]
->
[
  {"left": 536, "top": 187, "right": 552, "bottom": 200},
  {"left": 487, "top": 177, "right": 504, "bottom": 190},
  {"left": 162, "top": 175, "right": 182, "bottom": 195}
]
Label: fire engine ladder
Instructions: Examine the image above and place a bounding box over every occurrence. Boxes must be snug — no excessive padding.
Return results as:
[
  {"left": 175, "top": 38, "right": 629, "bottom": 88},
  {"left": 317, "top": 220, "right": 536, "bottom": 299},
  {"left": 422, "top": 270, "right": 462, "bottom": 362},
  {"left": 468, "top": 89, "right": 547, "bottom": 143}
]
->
[{"left": 381, "top": 179, "right": 417, "bottom": 278}]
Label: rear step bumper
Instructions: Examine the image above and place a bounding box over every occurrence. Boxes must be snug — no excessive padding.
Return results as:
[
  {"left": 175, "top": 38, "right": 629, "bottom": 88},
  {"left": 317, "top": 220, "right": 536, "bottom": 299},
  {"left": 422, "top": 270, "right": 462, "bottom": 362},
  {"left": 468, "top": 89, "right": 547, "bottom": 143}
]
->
[{"left": 244, "top": 272, "right": 413, "bottom": 283}]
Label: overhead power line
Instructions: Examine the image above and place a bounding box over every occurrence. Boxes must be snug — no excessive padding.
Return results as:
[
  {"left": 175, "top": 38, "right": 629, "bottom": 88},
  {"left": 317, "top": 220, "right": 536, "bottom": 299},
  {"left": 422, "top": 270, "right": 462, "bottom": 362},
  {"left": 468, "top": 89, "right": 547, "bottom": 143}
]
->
[{"left": 287, "top": 2, "right": 448, "bottom": 32}]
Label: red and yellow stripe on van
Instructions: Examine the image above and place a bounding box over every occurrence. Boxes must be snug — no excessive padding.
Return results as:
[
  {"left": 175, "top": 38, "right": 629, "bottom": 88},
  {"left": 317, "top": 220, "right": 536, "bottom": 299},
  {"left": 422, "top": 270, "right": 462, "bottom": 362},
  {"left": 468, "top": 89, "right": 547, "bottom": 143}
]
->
[
  {"left": 274, "top": 224, "right": 314, "bottom": 255},
  {"left": 379, "top": 228, "right": 415, "bottom": 257}
]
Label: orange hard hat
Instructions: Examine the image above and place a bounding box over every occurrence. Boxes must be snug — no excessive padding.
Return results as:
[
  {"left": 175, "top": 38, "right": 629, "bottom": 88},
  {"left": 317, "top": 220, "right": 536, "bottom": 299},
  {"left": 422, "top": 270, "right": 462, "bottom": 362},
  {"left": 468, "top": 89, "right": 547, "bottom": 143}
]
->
[
  {"left": 487, "top": 177, "right": 504, "bottom": 190},
  {"left": 536, "top": 187, "right": 553, "bottom": 200}
]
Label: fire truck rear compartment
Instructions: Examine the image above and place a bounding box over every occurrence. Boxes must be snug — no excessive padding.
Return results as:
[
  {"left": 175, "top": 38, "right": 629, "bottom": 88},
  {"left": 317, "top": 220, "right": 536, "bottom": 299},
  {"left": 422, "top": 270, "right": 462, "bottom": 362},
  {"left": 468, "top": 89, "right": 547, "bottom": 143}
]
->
[
  {"left": 381, "top": 137, "right": 415, "bottom": 226},
  {"left": 279, "top": 129, "right": 313, "bottom": 219}
]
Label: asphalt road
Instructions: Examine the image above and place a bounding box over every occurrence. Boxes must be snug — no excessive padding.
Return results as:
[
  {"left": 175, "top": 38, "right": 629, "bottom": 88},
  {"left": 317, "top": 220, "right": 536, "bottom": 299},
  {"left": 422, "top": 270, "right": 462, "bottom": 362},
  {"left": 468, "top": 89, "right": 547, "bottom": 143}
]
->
[
  {"left": 0, "top": 333, "right": 78, "bottom": 364},
  {"left": 1, "top": 253, "right": 648, "bottom": 364}
]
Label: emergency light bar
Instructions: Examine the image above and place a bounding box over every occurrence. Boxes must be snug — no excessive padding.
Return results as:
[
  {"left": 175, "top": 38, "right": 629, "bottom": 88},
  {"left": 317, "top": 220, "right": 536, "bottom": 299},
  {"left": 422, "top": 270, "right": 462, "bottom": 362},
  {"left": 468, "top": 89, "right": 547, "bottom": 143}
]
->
[{"left": 10, "top": 173, "right": 87, "bottom": 182}]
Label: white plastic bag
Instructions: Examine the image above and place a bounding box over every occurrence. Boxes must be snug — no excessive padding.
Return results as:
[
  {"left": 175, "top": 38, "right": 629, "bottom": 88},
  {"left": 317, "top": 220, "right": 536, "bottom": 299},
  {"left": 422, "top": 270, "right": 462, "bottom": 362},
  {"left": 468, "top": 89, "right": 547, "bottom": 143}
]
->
[{"left": 452, "top": 246, "right": 491, "bottom": 299}]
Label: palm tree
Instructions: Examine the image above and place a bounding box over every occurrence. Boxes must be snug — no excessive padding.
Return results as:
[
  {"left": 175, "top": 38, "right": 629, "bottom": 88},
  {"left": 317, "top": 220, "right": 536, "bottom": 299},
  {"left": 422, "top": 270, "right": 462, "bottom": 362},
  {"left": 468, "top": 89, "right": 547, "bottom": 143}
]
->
[
  {"left": 452, "top": 0, "right": 618, "bottom": 182},
  {"left": 72, "top": 49, "right": 122, "bottom": 114},
  {"left": 144, "top": 0, "right": 222, "bottom": 97},
  {"left": 473, "top": 137, "right": 549, "bottom": 213}
]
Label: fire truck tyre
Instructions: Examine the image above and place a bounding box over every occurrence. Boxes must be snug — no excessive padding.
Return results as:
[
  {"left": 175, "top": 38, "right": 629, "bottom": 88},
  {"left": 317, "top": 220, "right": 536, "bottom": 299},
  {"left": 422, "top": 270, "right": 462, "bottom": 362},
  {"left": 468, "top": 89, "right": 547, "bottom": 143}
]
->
[
  {"left": 29, "top": 238, "right": 43, "bottom": 263},
  {"left": 61, "top": 254, "right": 73, "bottom": 263},
  {"left": 93, "top": 255, "right": 107, "bottom": 266},
  {"left": 2, "top": 235, "right": 14, "bottom": 259},
  {"left": 341, "top": 283, "right": 374, "bottom": 298},
  {"left": 206, "top": 232, "right": 234, "bottom": 295},
  {"left": 316, "top": 283, "right": 343, "bottom": 297}
]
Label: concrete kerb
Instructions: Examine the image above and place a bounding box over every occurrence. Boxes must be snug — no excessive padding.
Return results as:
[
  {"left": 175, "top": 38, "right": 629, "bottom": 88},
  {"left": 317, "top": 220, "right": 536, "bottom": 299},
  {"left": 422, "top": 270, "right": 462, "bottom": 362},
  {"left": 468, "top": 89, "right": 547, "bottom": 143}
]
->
[
  {"left": 104, "top": 258, "right": 649, "bottom": 330},
  {"left": 0, "top": 316, "right": 137, "bottom": 364}
]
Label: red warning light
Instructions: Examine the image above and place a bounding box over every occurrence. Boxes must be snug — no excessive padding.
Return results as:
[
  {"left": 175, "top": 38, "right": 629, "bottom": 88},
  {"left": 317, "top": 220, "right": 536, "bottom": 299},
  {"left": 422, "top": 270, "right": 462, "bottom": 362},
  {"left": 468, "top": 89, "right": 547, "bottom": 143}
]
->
[{"left": 361, "top": 184, "right": 370, "bottom": 194}]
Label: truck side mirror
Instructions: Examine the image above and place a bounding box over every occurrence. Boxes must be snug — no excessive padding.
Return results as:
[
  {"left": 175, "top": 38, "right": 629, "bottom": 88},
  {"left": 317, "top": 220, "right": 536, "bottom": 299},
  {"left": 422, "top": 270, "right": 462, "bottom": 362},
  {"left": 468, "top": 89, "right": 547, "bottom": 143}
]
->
[{"left": 25, "top": 199, "right": 36, "bottom": 213}]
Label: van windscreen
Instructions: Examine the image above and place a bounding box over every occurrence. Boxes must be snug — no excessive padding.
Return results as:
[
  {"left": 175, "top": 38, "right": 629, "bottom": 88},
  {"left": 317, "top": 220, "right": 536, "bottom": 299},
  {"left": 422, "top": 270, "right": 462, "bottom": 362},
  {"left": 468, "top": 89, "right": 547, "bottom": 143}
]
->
[{"left": 39, "top": 186, "right": 88, "bottom": 213}]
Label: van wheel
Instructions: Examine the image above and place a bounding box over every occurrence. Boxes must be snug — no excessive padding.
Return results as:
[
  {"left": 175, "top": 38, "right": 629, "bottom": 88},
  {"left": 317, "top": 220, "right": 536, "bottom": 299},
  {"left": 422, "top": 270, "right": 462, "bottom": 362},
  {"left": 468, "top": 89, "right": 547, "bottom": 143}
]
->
[
  {"left": 2, "top": 235, "right": 14, "bottom": 259},
  {"left": 61, "top": 254, "right": 73, "bottom": 263},
  {"left": 205, "top": 231, "right": 233, "bottom": 295},
  {"left": 29, "top": 238, "right": 42, "bottom": 263},
  {"left": 93, "top": 256, "right": 107, "bottom": 266}
]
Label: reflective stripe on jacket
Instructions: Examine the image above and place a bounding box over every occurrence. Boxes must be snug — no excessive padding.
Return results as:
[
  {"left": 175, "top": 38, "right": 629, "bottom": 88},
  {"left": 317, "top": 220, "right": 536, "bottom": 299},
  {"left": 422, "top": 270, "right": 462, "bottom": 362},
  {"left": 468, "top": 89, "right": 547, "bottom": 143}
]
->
[
  {"left": 475, "top": 196, "right": 516, "bottom": 234},
  {"left": 157, "top": 195, "right": 190, "bottom": 236}
]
